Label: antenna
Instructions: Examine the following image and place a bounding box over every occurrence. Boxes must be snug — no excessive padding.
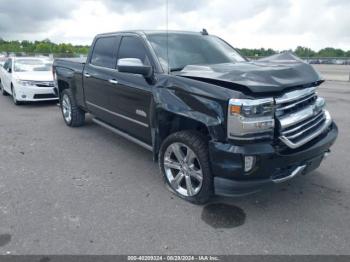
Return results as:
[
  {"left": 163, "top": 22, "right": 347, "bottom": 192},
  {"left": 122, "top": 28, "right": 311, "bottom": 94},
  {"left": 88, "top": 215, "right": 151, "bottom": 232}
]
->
[
  {"left": 201, "top": 28, "right": 208, "bottom": 35},
  {"left": 166, "top": 0, "right": 170, "bottom": 74}
]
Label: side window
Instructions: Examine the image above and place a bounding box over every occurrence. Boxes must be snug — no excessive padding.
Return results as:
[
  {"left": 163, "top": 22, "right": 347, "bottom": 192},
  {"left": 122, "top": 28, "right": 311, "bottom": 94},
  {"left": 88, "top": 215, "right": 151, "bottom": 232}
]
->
[
  {"left": 90, "top": 37, "right": 118, "bottom": 68},
  {"left": 3, "top": 59, "right": 10, "bottom": 70},
  {"left": 118, "top": 36, "right": 150, "bottom": 65}
]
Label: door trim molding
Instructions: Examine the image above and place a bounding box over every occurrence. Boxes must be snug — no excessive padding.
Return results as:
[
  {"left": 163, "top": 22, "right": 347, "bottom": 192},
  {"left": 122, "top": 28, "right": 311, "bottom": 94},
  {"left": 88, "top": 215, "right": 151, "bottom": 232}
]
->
[
  {"left": 92, "top": 118, "right": 152, "bottom": 151},
  {"left": 86, "top": 101, "right": 149, "bottom": 128}
]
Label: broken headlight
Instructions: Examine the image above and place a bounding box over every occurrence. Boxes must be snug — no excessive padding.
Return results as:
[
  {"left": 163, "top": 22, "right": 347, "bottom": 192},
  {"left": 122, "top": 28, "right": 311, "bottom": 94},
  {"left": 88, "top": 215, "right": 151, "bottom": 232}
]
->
[{"left": 228, "top": 98, "right": 275, "bottom": 140}]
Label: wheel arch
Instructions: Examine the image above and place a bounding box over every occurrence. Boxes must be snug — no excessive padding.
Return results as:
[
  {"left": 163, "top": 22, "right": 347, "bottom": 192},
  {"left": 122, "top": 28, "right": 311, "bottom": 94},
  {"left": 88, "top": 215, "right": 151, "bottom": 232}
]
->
[
  {"left": 57, "top": 79, "right": 70, "bottom": 97},
  {"left": 55, "top": 67, "right": 77, "bottom": 98},
  {"left": 55, "top": 66, "right": 86, "bottom": 110},
  {"left": 152, "top": 109, "right": 218, "bottom": 161}
]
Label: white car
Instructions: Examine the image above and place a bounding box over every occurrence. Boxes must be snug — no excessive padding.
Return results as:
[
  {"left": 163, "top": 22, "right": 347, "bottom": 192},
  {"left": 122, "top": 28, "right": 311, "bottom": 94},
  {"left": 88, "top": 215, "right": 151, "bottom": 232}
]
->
[
  {"left": 0, "top": 57, "right": 58, "bottom": 105},
  {"left": 0, "top": 56, "right": 6, "bottom": 67}
]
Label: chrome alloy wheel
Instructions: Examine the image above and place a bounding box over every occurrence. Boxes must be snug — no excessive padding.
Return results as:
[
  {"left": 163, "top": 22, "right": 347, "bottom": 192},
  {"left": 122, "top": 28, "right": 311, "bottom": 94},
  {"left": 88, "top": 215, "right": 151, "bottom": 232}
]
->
[
  {"left": 163, "top": 142, "right": 203, "bottom": 197},
  {"left": 62, "top": 94, "right": 72, "bottom": 123}
]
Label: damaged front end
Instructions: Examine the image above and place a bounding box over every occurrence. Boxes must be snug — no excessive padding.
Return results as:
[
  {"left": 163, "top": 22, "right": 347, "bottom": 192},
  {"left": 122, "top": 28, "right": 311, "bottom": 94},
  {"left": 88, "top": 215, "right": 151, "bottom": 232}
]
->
[
  {"left": 150, "top": 74, "right": 233, "bottom": 160},
  {"left": 176, "top": 52, "right": 324, "bottom": 95},
  {"left": 151, "top": 52, "right": 337, "bottom": 195},
  {"left": 210, "top": 83, "right": 338, "bottom": 196}
]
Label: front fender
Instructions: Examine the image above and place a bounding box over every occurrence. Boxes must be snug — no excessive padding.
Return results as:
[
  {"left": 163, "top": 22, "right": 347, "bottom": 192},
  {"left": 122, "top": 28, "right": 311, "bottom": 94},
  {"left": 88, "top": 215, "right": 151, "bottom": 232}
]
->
[{"left": 150, "top": 77, "right": 228, "bottom": 160}]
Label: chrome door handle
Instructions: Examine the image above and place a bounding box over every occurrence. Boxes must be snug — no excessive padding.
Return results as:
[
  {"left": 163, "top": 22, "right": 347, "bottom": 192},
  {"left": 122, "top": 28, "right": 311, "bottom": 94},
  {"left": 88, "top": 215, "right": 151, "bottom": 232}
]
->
[
  {"left": 84, "top": 73, "right": 91, "bottom": 78},
  {"left": 108, "top": 79, "right": 118, "bottom": 85}
]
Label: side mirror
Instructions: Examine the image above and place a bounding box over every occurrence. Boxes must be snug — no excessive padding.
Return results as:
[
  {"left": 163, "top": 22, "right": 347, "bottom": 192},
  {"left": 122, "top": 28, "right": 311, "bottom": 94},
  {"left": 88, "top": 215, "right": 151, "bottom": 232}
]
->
[
  {"left": 117, "top": 58, "right": 153, "bottom": 78},
  {"left": 7, "top": 67, "right": 12, "bottom": 73}
]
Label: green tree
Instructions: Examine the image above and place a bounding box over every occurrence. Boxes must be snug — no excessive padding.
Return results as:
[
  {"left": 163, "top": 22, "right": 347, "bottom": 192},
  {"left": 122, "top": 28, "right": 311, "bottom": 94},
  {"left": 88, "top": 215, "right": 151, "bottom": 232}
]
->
[
  {"left": 34, "top": 42, "right": 52, "bottom": 54},
  {"left": 294, "top": 46, "right": 316, "bottom": 57},
  {"left": 0, "top": 38, "right": 90, "bottom": 56},
  {"left": 238, "top": 48, "right": 277, "bottom": 57},
  {"left": 317, "top": 47, "right": 345, "bottom": 57}
]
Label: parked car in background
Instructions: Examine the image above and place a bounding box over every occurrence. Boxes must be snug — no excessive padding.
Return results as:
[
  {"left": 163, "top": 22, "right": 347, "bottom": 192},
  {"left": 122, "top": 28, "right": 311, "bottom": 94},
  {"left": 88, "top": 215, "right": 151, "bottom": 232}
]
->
[
  {"left": 53, "top": 30, "right": 337, "bottom": 204},
  {"left": 0, "top": 55, "right": 6, "bottom": 67},
  {"left": 0, "top": 57, "right": 58, "bottom": 105}
]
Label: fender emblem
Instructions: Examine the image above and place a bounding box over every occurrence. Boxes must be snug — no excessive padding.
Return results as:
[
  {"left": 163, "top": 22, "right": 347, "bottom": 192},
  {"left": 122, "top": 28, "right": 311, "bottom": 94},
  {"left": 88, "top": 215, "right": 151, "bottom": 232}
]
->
[{"left": 136, "top": 109, "right": 147, "bottom": 118}]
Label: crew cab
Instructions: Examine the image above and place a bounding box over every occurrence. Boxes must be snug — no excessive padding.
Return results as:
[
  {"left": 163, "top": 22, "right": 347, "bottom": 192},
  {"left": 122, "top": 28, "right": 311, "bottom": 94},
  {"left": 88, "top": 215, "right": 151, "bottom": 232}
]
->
[
  {"left": 53, "top": 30, "right": 338, "bottom": 204},
  {"left": 0, "top": 57, "right": 57, "bottom": 105}
]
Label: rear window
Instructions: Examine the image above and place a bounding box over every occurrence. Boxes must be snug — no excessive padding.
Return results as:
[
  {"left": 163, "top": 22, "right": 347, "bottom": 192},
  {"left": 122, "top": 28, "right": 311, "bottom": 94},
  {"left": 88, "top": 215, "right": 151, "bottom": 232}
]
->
[{"left": 90, "top": 37, "right": 118, "bottom": 68}]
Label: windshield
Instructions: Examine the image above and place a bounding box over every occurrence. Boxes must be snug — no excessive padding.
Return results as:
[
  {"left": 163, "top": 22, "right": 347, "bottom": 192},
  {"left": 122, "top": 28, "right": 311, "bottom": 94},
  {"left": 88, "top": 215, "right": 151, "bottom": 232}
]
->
[
  {"left": 147, "top": 33, "right": 245, "bottom": 72},
  {"left": 14, "top": 59, "right": 52, "bottom": 72}
]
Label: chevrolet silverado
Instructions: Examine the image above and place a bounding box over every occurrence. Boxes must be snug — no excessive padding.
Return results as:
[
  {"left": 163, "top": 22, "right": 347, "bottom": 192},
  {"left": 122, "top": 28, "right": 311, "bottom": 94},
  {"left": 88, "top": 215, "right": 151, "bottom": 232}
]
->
[{"left": 53, "top": 30, "right": 338, "bottom": 204}]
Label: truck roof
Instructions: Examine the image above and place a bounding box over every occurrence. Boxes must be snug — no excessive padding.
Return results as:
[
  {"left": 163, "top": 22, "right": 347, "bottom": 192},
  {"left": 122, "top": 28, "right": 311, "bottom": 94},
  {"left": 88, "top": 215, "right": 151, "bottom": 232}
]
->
[{"left": 96, "top": 30, "right": 204, "bottom": 38}]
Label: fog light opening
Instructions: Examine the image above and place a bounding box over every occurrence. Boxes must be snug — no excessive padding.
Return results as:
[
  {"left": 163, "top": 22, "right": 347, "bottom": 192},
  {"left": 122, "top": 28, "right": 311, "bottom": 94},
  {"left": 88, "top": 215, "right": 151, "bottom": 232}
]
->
[
  {"left": 324, "top": 149, "right": 331, "bottom": 159},
  {"left": 244, "top": 156, "right": 256, "bottom": 173}
]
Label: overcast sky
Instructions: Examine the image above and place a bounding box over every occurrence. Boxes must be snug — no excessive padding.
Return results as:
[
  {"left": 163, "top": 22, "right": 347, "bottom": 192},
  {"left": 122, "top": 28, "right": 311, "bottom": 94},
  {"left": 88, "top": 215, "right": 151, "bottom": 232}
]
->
[{"left": 0, "top": 0, "right": 349, "bottom": 51}]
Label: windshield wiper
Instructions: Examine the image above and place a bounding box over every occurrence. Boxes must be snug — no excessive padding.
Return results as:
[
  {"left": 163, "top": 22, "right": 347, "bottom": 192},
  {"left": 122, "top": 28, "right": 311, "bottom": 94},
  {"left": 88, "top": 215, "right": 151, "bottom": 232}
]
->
[{"left": 170, "top": 67, "right": 185, "bottom": 72}]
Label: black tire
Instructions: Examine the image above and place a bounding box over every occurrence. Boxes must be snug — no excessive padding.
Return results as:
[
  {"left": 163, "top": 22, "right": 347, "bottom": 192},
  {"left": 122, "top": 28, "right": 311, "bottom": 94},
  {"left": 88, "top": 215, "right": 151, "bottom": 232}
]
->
[
  {"left": 11, "top": 85, "right": 21, "bottom": 105},
  {"left": 60, "top": 89, "right": 85, "bottom": 127},
  {"left": 1, "top": 80, "right": 8, "bottom": 96},
  {"left": 159, "top": 130, "right": 212, "bottom": 204}
]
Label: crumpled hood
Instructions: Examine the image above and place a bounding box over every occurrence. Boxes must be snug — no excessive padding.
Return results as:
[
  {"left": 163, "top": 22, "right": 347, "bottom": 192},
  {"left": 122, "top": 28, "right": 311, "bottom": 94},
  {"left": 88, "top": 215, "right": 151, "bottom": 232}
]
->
[
  {"left": 13, "top": 71, "right": 53, "bottom": 81},
  {"left": 176, "top": 52, "right": 323, "bottom": 94}
]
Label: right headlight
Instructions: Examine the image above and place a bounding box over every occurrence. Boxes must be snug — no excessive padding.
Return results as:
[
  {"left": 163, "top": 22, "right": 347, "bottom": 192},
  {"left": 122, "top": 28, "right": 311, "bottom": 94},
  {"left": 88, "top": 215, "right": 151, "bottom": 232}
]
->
[
  {"left": 16, "top": 80, "right": 36, "bottom": 86},
  {"left": 228, "top": 98, "right": 275, "bottom": 141}
]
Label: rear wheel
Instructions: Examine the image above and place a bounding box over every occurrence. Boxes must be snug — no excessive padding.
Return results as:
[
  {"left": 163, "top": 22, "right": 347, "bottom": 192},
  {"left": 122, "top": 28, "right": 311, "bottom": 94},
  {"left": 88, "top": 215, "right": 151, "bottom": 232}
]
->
[
  {"left": 159, "top": 131, "right": 212, "bottom": 204},
  {"left": 61, "top": 89, "right": 85, "bottom": 127}
]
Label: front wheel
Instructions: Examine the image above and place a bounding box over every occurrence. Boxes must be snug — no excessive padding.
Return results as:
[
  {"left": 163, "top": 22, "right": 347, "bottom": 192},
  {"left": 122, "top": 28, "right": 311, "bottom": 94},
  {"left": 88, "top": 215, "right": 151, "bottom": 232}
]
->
[
  {"left": 11, "top": 86, "right": 21, "bottom": 105},
  {"left": 159, "top": 131, "right": 212, "bottom": 204},
  {"left": 60, "top": 89, "right": 85, "bottom": 127},
  {"left": 0, "top": 81, "right": 8, "bottom": 96}
]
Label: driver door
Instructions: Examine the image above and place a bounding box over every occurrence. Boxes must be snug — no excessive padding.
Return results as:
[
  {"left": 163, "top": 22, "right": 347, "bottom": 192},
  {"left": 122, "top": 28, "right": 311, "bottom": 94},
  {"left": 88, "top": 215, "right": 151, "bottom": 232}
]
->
[{"left": 108, "top": 35, "right": 154, "bottom": 144}]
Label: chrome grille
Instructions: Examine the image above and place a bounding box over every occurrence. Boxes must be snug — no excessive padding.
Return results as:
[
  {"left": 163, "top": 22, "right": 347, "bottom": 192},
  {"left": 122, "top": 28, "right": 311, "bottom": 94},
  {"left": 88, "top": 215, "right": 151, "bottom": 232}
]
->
[
  {"left": 35, "top": 81, "right": 55, "bottom": 87},
  {"left": 275, "top": 87, "right": 332, "bottom": 149},
  {"left": 282, "top": 111, "right": 325, "bottom": 138},
  {"left": 276, "top": 93, "right": 317, "bottom": 116}
]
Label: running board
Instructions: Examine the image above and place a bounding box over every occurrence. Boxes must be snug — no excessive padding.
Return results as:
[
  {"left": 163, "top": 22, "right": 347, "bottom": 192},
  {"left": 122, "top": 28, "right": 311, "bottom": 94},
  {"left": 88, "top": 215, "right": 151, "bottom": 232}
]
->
[{"left": 92, "top": 118, "right": 153, "bottom": 152}]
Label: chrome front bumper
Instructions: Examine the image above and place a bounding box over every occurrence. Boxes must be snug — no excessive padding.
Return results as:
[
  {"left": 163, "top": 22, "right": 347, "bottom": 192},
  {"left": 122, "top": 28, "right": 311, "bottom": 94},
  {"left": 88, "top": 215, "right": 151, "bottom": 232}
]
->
[
  {"left": 279, "top": 110, "right": 332, "bottom": 149},
  {"left": 272, "top": 165, "right": 307, "bottom": 183}
]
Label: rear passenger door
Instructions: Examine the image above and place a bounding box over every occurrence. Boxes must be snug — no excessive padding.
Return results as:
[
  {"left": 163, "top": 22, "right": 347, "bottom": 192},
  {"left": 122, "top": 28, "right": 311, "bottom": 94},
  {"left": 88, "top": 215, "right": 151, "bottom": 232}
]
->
[{"left": 83, "top": 36, "right": 121, "bottom": 123}]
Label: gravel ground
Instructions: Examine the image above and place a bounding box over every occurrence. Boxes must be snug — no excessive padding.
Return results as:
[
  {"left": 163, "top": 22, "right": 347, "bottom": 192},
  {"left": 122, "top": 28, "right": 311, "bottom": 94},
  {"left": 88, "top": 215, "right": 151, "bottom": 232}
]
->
[
  {"left": 313, "top": 64, "right": 350, "bottom": 81},
  {"left": 0, "top": 81, "right": 349, "bottom": 255}
]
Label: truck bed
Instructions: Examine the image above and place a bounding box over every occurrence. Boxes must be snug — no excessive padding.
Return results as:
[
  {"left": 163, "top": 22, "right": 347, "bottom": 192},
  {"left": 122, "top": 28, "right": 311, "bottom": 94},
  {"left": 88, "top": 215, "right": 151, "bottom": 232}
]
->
[{"left": 53, "top": 57, "right": 87, "bottom": 73}]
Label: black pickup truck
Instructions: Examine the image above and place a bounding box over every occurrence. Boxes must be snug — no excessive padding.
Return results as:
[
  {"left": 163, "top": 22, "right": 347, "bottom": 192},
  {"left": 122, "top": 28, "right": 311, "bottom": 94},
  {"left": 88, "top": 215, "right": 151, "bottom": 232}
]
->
[{"left": 53, "top": 30, "right": 338, "bottom": 204}]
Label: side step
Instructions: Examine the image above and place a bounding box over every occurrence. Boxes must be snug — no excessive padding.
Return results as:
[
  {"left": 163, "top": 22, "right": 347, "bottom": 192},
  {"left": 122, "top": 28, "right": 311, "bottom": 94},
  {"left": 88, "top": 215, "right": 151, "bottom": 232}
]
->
[{"left": 92, "top": 118, "right": 153, "bottom": 152}]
